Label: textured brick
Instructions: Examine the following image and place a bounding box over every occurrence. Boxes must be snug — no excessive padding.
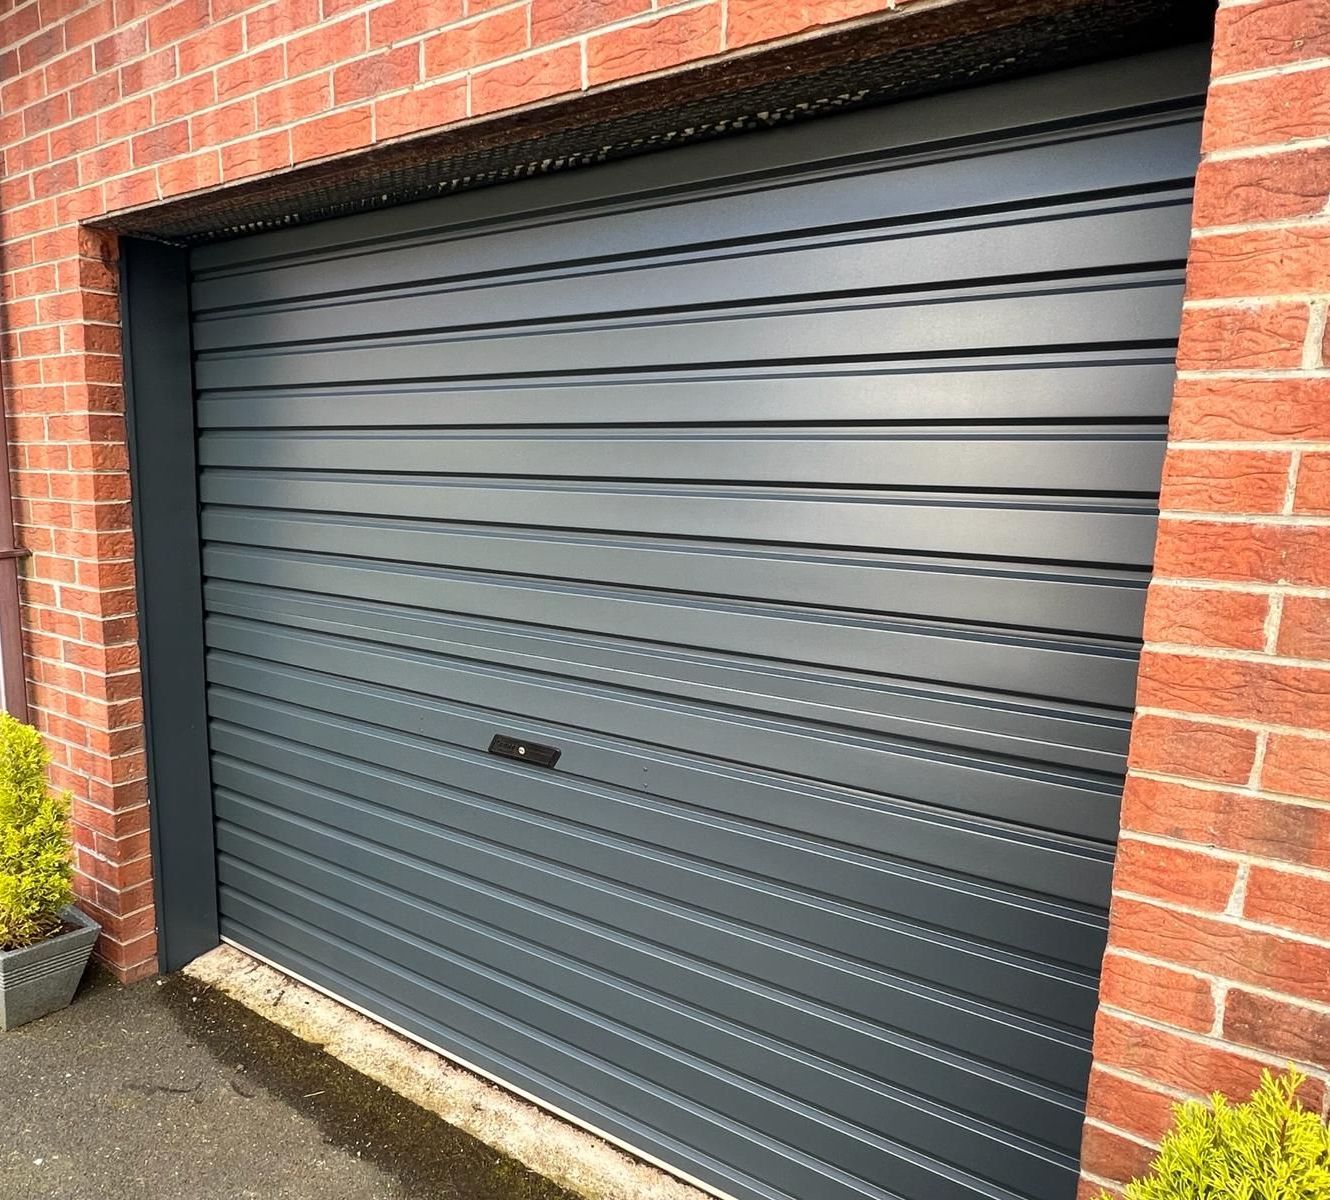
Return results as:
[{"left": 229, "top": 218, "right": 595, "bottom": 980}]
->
[
  {"left": 0, "top": 3, "right": 41, "bottom": 47},
  {"left": 102, "top": 168, "right": 158, "bottom": 211},
  {"left": 471, "top": 45, "right": 581, "bottom": 115},
  {"left": 0, "top": 173, "right": 32, "bottom": 210},
  {"left": 1175, "top": 302, "right": 1308, "bottom": 370},
  {"left": 151, "top": 72, "right": 217, "bottom": 124},
  {"left": 1142, "top": 584, "right": 1268, "bottom": 652},
  {"left": 110, "top": 0, "right": 165, "bottom": 21},
  {"left": 179, "top": 17, "right": 245, "bottom": 78},
  {"left": 46, "top": 46, "right": 95, "bottom": 91},
  {"left": 1112, "top": 838, "right": 1241, "bottom": 912},
  {"left": 33, "top": 159, "right": 79, "bottom": 198},
  {"left": 1152, "top": 519, "right": 1330, "bottom": 588},
  {"left": 1098, "top": 952, "right": 1216, "bottom": 1033},
  {"left": 157, "top": 148, "right": 222, "bottom": 196},
  {"left": 1202, "top": 65, "right": 1330, "bottom": 154},
  {"left": 290, "top": 104, "right": 372, "bottom": 161},
  {"left": 424, "top": 7, "right": 529, "bottom": 78},
  {"left": 1096, "top": 1005, "right": 1326, "bottom": 1114},
  {"left": 369, "top": 0, "right": 463, "bottom": 47},
  {"left": 585, "top": 3, "right": 722, "bottom": 86},
  {"left": 120, "top": 45, "right": 178, "bottom": 96},
  {"left": 147, "top": 0, "right": 210, "bottom": 48},
  {"left": 1077, "top": 1177, "right": 1122, "bottom": 1200},
  {"left": 245, "top": 0, "right": 320, "bottom": 47},
  {"left": 1277, "top": 595, "right": 1330, "bottom": 660},
  {"left": 727, "top": 0, "right": 885, "bottom": 50},
  {"left": 373, "top": 78, "right": 468, "bottom": 140},
  {"left": 0, "top": 103, "right": 25, "bottom": 148},
  {"left": 94, "top": 929, "right": 157, "bottom": 978},
  {"left": 256, "top": 75, "right": 330, "bottom": 131},
  {"left": 19, "top": 23, "right": 65, "bottom": 73},
  {"left": 333, "top": 45, "right": 418, "bottom": 105},
  {"left": 285, "top": 14, "right": 366, "bottom": 75},
  {"left": 66, "top": 2, "right": 117, "bottom": 49},
  {"left": 98, "top": 95, "right": 152, "bottom": 142},
  {"left": 1262, "top": 733, "right": 1330, "bottom": 802},
  {"left": 190, "top": 98, "right": 258, "bottom": 148},
  {"left": 1159, "top": 448, "right": 1291, "bottom": 515},
  {"left": 1243, "top": 866, "right": 1330, "bottom": 938},
  {"left": 1293, "top": 453, "right": 1330, "bottom": 515},
  {"left": 1080, "top": 1121, "right": 1157, "bottom": 1189},
  {"left": 0, "top": 74, "right": 40, "bottom": 120},
  {"left": 1110, "top": 897, "right": 1330, "bottom": 1004},
  {"left": 1193, "top": 146, "right": 1330, "bottom": 229},
  {"left": 1223, "top": 988, "right": 1330, "bottom": 1063},
  {"left": 220, "top": 128, "right": 293, "bottom": 180},
  {"left": 1, "top": 60, "right": 45, "bottom": 113},
  {"left": 1138, "top": 651, "right": 1330, "bottom": 732},
  {"left": 1213, "top": 0, "right": 1330, "bottom": 77},
  {"left": 1127, "top": 713, "right": 1259, "bottom": 785},
  {"left": 1188, "top": 224, "right": 1330, "bottom": 301},
  {"left": 531, "top": 0, "right": 648, "bottom": 45},
  {"left": 1085, "top": 1068, "right": 1186, "bottom": 1145},
  {"left": 216, "top": 45, "right": 281, "bottom": 100},
  {"left": 1169, "top": 377, "right": 1330, "bottom": 442},
  {"left": 24, "top": 91, "right": 72, "bottom": 135}
]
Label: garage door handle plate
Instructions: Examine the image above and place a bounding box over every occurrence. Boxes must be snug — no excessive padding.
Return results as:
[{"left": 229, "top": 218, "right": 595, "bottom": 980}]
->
[{"left": 488, "top": 734, "right": 561, "bottom": 768}]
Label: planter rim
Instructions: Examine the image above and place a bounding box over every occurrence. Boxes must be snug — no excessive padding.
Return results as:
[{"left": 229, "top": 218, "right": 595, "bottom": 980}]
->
[{"left": 0, "top": 905, "right": 100, "bottom": 961}]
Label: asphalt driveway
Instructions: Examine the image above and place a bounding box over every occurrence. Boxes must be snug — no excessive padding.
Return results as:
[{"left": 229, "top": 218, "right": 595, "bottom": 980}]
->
[{"left": 0, "top": 966, "right": 581, "bottom": 1200}]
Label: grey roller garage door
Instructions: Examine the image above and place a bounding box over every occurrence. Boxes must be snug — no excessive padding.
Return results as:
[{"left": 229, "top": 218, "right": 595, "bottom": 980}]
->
[{"left": 188, "top": 46, "right": 1204, "bottom": 1200}]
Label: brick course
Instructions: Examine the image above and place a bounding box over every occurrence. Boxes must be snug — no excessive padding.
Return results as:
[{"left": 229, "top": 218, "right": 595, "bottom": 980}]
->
[
  {"left": 1081, "top": 0, "right": 1330, "bottom": 1190},
  {"left": 0, "top": 0, "right": 1327, "bottom": 1192}
]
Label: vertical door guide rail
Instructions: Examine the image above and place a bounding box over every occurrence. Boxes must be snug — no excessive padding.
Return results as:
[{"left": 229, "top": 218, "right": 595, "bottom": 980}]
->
[{"left": 121, "top": 239, "right": 221, "bottom": 971}]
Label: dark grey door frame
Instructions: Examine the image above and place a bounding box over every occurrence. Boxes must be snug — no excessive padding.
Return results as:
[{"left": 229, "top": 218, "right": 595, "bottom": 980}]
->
[{"left": 120, "top": 237, "right": 219, "bottom": 972}]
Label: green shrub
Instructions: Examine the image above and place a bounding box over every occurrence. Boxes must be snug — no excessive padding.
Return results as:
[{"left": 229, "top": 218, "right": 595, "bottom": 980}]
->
[
  {"left": 0, "top": 714, "right": 73, "bottom": 951},
  {"left": 1106, "top": 1069, "right": 1330, "bottom": 1200}
]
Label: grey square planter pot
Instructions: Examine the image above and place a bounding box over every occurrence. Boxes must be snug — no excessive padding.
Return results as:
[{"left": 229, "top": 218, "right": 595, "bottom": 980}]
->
[{"left": 0, "top": 906, "right": 100, "bottom": 1031}]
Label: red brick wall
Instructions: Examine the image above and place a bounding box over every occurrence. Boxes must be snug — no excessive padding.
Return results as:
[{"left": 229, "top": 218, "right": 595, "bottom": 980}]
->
[
  {"left": 0, "top": 0, "right": 924, "bottom": 983},
  {"left": 1080, "top": 0, "right": 1330, "bottom": 1193}
]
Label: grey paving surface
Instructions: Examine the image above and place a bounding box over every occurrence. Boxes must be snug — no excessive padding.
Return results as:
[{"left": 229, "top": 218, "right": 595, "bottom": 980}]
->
[{"left": 0, "top": 966, "right": 581, "bottom": 1200}]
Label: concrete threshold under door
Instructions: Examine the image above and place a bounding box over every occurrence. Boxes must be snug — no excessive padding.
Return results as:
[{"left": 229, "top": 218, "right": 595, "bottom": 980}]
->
[{"left": 185, "top": 945, "right": 713, "bottom": 1200}]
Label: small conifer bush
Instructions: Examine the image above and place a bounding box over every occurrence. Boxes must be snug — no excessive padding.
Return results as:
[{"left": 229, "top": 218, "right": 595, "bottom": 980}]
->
[
  {"left": 0, "top": 713, "right": 73, "bottom": 951},
  {"left": 1105, "top": 1069, "right": 1330, "bottom": 1200}
]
